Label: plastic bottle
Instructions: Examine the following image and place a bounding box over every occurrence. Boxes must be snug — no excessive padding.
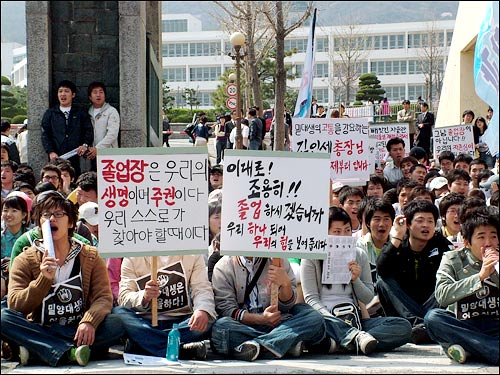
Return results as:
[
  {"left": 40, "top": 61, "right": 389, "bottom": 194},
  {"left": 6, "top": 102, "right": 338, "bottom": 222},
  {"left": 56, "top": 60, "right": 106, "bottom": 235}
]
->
[{"left": 166, "top": 323, "right": 181, "bottom": 361}]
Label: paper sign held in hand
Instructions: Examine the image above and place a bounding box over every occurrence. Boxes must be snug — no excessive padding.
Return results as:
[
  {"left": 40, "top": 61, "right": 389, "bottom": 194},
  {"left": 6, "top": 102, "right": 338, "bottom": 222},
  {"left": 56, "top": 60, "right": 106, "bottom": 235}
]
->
[{"left": 41, "top": 219, "right": 56, "bottom": 263}]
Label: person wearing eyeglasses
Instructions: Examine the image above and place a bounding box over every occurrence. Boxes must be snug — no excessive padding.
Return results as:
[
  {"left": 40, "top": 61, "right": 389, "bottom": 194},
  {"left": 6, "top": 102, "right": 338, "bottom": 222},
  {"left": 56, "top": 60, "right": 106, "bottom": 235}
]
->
[
  {"left": 39, "top": 164, "right": 62, "bottom": 191},
  {"left": 1, "top": 192, "right": 124, "bottom": 367}
]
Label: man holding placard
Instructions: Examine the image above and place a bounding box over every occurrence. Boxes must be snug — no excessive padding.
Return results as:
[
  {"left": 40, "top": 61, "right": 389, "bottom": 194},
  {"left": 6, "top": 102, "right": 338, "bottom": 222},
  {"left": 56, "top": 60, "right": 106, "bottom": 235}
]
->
[
  {"left": 210, "top": 256, "right": 327, "bottom": 361},
  {"left": 115, "top": 254, "right": 216, "bottom": 360}
]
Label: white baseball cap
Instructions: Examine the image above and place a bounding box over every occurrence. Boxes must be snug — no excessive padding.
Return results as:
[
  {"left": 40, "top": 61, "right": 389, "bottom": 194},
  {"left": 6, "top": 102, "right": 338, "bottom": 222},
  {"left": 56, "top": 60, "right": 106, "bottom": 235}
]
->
[
  {"left": 429, "top": 176, "right": 448, "bottom": 191},
  {"left": 78, "top": 202, "right": 99, "bottom": 226}
]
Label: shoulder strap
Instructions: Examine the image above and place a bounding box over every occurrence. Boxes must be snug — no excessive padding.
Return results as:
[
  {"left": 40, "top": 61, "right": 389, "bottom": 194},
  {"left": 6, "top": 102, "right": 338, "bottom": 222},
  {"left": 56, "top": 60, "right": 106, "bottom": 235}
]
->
[{"left": 243, "top": 258, "right": 268, "bottom": 304}]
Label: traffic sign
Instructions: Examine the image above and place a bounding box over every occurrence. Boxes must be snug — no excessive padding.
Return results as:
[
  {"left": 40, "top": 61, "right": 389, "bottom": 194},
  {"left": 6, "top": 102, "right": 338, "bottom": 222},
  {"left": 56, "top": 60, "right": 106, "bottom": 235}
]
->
[
  {"left": 226, "top": 83, "right": 237, "bottom": 97},
  {"left": 226, "top": 97, "right": 237, "bottom": 110}
]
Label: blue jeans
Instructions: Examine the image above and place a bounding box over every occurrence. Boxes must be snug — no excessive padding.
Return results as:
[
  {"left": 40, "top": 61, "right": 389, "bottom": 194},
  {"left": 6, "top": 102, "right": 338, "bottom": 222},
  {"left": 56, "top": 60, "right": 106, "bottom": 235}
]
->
[
  {"left": 248, "top": 139, "right": 261, "bottom": 150},
  {"left": 113, "top": 306, "right": 212, "bottom": 357},
  {"left": 324, "top": 314, "right": 411, "bottom": 352},
  {"left": 376, "top": 276, "right": 439, "bottom": 326},
  {"left": 425, "top": 309, "right": 499, "bottom": 365},
  {"left": 1, "top": 307, "right": 124, "bottom": 367},
  {"left": 211, "top": 303, "right": 325, "bottom": 358}
]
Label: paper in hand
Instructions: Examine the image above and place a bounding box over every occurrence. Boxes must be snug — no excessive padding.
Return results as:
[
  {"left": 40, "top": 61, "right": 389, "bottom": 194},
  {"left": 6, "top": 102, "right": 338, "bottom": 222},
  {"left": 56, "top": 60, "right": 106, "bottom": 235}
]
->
[
  {"left": 59, "top": 147, "right": 79, "bottom": 160},
  {"left": 41, "top": 219, "right": 56, "bottom": 264}
]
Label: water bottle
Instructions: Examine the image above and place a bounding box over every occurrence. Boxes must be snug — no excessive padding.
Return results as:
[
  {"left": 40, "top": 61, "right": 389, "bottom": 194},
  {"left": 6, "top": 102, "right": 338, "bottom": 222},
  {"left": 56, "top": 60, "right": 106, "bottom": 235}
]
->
[{"left": 166, "top": 323, "right": 180, "bottom": 361}]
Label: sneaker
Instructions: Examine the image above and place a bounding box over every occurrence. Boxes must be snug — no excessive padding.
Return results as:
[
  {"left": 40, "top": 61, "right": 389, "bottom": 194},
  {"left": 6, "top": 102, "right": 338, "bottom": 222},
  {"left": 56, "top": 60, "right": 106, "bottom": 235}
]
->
[
  {"left": 411, "top": 323, "right": 432, "bottom": 345},
  {"left": 180, "top": 341, "right": 207, "bottom": 360},
  {"left": 287, "top": 341, "right": 304, "bottom": 358},
  {"left": 233, "top": 340, "right": 260, "bottom": 362},
  {"left": 355, "top": 331, "right": 378, "bottom": 355},
  {"left": 69, "top": 345, "right": 91, "bottom": 366},
  {"left": 447, "top": 344, "right": 469, "bottom": 364},
  {"left": 326, "top": 338, "right": 338, "bottom": 354},
  {"left": 19, "top": 346, "right": 29, "bottom": 366},
  {"left": 2, "top": 341, "right": 13, "bottom": 360}
]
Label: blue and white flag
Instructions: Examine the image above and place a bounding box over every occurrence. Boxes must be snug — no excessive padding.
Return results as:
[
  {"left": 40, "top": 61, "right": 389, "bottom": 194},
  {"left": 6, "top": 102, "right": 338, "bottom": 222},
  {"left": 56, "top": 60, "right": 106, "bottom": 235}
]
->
[
  {"left": 474, "top": 1, "right": 499, "bottom": 157},
  {"left": 293, "top": 8, "right": 317, "bottom": 118}
]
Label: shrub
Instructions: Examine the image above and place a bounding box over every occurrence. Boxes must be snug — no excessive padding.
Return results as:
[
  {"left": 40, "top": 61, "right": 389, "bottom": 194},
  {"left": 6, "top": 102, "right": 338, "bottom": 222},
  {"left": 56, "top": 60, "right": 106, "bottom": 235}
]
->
[{"left": 11, "top": 114, "right": 27, "bottom": 124}]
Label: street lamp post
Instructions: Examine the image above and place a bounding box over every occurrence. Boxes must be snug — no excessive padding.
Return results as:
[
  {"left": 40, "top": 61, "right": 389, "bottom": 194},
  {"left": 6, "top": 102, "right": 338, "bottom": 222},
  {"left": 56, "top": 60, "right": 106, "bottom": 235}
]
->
[{"left": 229, "top": 32, "right": 246, "bottom": 150}]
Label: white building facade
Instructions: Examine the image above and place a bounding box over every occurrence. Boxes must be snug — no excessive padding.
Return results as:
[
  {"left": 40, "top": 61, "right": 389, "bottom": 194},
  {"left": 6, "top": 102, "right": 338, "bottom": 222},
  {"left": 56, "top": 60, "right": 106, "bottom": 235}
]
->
[{"left": 161, "top": 14, "right": 455, "bottom": 109}]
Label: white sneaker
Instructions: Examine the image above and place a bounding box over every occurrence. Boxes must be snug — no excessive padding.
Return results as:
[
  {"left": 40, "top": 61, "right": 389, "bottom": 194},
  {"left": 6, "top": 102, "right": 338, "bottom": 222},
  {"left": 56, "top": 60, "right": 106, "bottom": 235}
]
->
[
  {"left": 355, "top": 331, "right": 378, "bottom": 355},
  {"left": 233, "top": 340, "right": 260, "bottom": 362},
  {"left": 447, "top": 344, "right": 469, "bottom": 364},
  {"left": 19, "top": 346, "right": 29, "bottom": 366},
  {"left": 287, "top": 341, "right": 304, "bottom": 357}
]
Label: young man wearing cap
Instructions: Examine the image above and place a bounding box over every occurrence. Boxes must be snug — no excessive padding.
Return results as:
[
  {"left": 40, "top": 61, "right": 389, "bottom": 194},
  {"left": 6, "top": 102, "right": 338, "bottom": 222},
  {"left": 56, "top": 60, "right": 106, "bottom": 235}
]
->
[
  {"left": 209, "top": 165, "right": 223, "bottom": 193},
  {"left": 41, "top": 80, "right": 94, "bottom": 178},
  {"left": 78, "top": 201, "right": 99, "bottom": 246},
  {"left": 397, "top": 100, "right": 415, "bottom": 146},
  {"left": 429, "top": 176, "right": 449, "bottom": 198}
]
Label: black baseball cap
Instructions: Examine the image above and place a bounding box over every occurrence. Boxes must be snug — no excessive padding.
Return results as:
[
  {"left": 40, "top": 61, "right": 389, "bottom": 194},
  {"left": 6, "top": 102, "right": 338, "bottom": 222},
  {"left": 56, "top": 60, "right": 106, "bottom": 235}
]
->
[{"left": 210, "top": 165, "right": 223, "bottom": 174}]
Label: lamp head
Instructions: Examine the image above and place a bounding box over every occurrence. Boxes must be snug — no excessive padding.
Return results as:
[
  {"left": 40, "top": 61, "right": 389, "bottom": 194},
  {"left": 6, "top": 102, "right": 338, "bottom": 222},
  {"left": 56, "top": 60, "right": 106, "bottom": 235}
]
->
[
  {"left": 230, "top": 32, "right": 245, "bottom": 47},
  {"left": 228, "top": 73, "right": 237, "bottom": 82}
]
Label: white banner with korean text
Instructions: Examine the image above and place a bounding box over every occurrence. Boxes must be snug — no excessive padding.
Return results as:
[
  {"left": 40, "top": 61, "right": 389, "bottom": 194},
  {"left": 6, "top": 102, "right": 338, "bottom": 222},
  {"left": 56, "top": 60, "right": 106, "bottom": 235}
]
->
[
  {"left": 220, "top": 150, "right": 330, "bottom": 259},
  {"left": 97, "top": 147, "right": 209, "bottom": 257},
  {"left": 369, "top": 123, "right": 410, "bottom": 170},
  {"left": 433, "top": 124, "right": 475, "bottom": 158},
  {"left": 291, "top": 117, "right": 371, "bottom": 184}
]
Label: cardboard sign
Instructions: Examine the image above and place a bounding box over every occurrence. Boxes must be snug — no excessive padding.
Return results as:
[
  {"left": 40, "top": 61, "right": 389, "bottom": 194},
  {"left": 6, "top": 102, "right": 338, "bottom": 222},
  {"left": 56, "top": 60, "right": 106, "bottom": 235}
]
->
[{"left": 433, "top": 124, "right": 475, "bottom": 157}]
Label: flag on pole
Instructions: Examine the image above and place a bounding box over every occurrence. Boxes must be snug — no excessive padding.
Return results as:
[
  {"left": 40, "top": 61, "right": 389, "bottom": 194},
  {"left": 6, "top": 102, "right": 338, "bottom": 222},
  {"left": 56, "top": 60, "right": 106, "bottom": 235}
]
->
[
  {"left": 293, "top": 8, "right": 317, "bottom": 118},
  {"left": 474, "top": 1, "right": 499, "bottom": 157}
]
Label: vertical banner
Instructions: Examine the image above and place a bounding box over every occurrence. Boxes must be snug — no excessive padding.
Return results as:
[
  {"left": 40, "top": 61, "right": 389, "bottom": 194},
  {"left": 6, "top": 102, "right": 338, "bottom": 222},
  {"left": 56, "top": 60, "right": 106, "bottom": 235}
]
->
[
  {"left": 293, "top": 8, "right": 317, "bottom": 118},
  {"left": 474, "top": 1, "right": 499, "bottom": 157},
  {"left": 97, "top": 147, "right": 209, "bottom": 257},
  {"left": 432, "top": 124, "right": 475, "bottom": 158},
  {"left": 369, "top": 123, "right": 410, "bottom": 170},
  {"left": 291, "top": 117, "right": 371, "bottom": 184},
  {"left": 221, "top": 150, "right": 330, "bottom": 259}
]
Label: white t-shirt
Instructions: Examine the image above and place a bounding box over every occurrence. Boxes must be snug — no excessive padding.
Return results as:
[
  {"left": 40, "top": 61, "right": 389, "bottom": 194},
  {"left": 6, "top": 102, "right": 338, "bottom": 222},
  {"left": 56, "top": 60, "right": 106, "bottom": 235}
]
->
[{"left": 229, "top": 125, "right": 249, "bottom": 148}]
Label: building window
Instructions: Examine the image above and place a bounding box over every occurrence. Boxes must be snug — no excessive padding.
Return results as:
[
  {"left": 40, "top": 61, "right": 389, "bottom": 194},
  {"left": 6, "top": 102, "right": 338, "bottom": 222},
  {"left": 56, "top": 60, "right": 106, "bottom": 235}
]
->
[
  {"left": 408, "top": 85, "right": 426, "bottom": 101},
  {"left": 162, "top": 19, "right": 188, "bottom": 33},
  {"left": 189, "top": 42, "right": 220, "bottom": 57},
  {"left": 189, "top": 66, "right": 222, "bottom": 81},
  {"left": 163, "top": 68, "right": 186, "bottom": 82},
  {"left": 316, "top": 37, "right": 328, "bottom": 52},
  {"left": 447, "top": 31, "right": 453, "bottom": 46},
  {"left": 389, "top": 34, "right": 405, "bottom": 49},
  {"left": 285, "top": 38, "right": 308, "bottom": 53},
  {"left": 163, "top": 43, "right": 189, "bottom": 57},
  {"left": 312, "top": 88, "right": 328, "bottom": 103}
]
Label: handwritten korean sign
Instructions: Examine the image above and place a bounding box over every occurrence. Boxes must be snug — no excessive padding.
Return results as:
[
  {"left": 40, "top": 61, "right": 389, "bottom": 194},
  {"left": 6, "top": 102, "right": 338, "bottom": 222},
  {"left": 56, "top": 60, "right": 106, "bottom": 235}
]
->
[
  {"left": 433, "top": 124, "right": 475, "bottom": 157},
  {"left": 97, "top": 147, "right": 209, "bottom": 257},
  {"left": 221, "top": 150, "right": 330, "bottom": 259},
  {"left": 369, "top": 123, "right": 410, "bottom": 169},
  {"left": 291, "top": 117, "right": 370, "bottom": 184}
]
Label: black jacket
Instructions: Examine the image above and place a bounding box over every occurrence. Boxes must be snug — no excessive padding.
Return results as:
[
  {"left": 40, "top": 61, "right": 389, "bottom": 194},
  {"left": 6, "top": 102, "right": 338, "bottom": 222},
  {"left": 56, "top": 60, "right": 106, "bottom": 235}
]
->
[
  {"left": 41, "top": 105, "right": 93, "bottom": 155},
  {"left": 376, "top": 232, "right": 454, "bottom": 304}
]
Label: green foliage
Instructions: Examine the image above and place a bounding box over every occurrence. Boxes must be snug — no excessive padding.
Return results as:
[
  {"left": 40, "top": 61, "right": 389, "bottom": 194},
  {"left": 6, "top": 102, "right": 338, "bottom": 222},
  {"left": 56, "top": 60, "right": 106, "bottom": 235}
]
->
[
  {"left": 285, "top": 90, "right": 299, "bottom": 114},
  {"left": 182, "top": 88, "right": 201, "bottom": 117},
  {"left": 162, "top": 82, "right": 176, "bottom": 113},
  {"left": 1, "top": 78, "right": 26, "bottom": 121},
  {"left": 167, "top": 108, "right": 218, "bottom": 123},
  {"left": 1, "top": 76, "right": 11, "bottom": 85},
  {"left": 355, "top": 73, "right": 385, "bottom": 102},
  {"left": 11, "top": 114, "right": 27, "bottom": 124}
]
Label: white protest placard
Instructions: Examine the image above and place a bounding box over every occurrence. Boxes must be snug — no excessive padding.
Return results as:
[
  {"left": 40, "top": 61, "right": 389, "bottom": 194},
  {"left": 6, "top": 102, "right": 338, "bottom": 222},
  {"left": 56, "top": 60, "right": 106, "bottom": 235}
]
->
[
  {"left": 220, "top": 150, "right": 330, "bottom": 259},
  {"left": 369, "top": 123, "right": 410, "bottom": 169},
  {"left": 291, "top": 117, "right": 371, "bottom": 184},
  {"left": 321, "top": 235, "right": 357, "bottom": 284},
  {"left": 97, "top": 147, "right": 209, "bottom": 258},
  {"left": 433, "top": 124, "right": 475, "bottom": 158}
]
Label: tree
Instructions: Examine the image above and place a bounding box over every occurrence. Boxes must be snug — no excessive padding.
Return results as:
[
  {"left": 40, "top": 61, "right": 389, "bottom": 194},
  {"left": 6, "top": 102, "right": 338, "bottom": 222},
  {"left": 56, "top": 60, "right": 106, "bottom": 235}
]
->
[
  {"left": 355, "top": 73, "right": 385, "bottom": 103},
  {"left": 161, "top": 81, "right": 176, "bottom": 113},
  {"left": 263, "top": 1, "right": 313, "bottom": 151},
  {"left": 182, "top": 88, "right": 201, "bottom": 117},
  {"left": 1, "top": 75, "right": 26, "bottom": 121},
  {"left": 416, "top": 21, "right": 447, "bottom": 110},
  {"left": 326, "top": 20, "right": 370, "bottom": 106},
  {"left": 213, "top": 1, "right": 276, "bottom": 111}
]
